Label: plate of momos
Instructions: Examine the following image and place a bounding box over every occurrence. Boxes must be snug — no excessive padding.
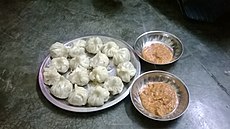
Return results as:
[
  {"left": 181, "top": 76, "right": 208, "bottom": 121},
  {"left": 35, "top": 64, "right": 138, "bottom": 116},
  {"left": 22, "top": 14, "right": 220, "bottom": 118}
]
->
[{"left": 38, "top": 35, "right": 141, "bottom": 112}]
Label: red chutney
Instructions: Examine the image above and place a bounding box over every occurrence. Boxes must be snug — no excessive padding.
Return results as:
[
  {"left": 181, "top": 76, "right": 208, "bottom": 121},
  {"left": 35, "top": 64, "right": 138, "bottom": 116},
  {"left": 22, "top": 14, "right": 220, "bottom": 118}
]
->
[
  {"left": 142, "top": 43, "right": 173, "bottom": 64},
  {"left": 139, "top": 82, "right": 178, "bottom": 117}
]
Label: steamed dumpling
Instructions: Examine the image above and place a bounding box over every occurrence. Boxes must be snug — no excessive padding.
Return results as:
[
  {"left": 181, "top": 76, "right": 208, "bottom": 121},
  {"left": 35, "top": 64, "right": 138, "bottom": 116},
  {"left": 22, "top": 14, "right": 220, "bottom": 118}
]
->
[
  {"left": 50, "top": 76, "right": 73, "bottom": 99},
  {"left": 50, "top": 57, "right": 69, "bottom": 73},
  {"left": 89, "top": 66, "right": 109, "bottom": 83},
  {"left": 116, "top": 61, "right": 136, "bottom": 82},
  {"left": 49, "top": 42, "right": 68, "bottom": 58},
  {"left": 67, "top": 85, "right": 88, "bottom": 106},
  {"left": 43, "top": 66, "right": 61, "bottom": 85},
  {"left": 87, "top": 82, "right": 102, "bottom": 88},
  {"left": 113, "top": 48, "right": 130, "bottom": 65},
  {"left": 90, "top": 52, "right": 109, "bottom": 68},
  {"left": 103, "top": 76, "right": 124, "bottom": 95},
  {"left": 87, "top": 86, "right": 110, "bottom": 106},
  {"left": 101, "top": 41, "right": 119, "bottom": 57},
  {"left": 71, "top": 39, "right": 86, "bottom": 48},
  {"left": 67, "top": 66, "right": 89, "bottom": 86},
  {"left": 69, "top": 55, "right": 90, "bottom": 70},
  {"left": 69, "top": 40, "right": 86, "bottom": 57},
  {"left": 85, "top": 37, "right": 103, "bottom": 54}
]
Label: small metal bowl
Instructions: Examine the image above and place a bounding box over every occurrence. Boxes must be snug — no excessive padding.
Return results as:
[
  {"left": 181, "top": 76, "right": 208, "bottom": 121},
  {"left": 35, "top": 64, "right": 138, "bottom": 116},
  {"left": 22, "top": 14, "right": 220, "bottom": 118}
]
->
[
  {"left": 130, "top": 70, "right": 189, "bottom": 121},
  {"left": 134, "top": 31, "right": 184, "bottom": 65}
]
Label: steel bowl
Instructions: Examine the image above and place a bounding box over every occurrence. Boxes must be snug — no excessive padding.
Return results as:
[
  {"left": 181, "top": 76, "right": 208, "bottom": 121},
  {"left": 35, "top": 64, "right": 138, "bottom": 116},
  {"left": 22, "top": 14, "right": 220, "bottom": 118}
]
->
[
  {"left": 134, "top": 31, "right": 184, "bottom": 65},
  {"left": 130, "top": 70, "right": 189, "bottom": 121}
]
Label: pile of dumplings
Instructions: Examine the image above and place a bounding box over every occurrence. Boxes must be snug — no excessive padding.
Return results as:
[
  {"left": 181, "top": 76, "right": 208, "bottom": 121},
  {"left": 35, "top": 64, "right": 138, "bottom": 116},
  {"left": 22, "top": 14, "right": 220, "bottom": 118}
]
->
[{"left": 43, "top": 37, "right": 137, "bottom": 107}]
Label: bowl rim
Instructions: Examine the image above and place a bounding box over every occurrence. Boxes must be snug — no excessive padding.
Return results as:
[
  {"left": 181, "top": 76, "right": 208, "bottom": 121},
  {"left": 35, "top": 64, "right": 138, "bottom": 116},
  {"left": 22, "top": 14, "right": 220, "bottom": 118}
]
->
[
  {"left": 134, "top": 31, "right": 184, "bottom": 65},
  {"left": 130, "top": 70, "right": 190, "bottom": 121}
]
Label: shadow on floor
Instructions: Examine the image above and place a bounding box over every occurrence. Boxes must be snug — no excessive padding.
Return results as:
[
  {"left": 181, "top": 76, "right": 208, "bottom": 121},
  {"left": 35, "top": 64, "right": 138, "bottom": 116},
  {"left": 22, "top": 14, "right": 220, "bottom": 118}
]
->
[
  {"left": 92, "top": 0, "right": 123, "bottom": 14},
  {"left": 145, "top": 0, "right": 230, "bottom": 51},
  {"left": 145, "top": 0, "right": 230, "bottom": 34},
  {"left": 140, "top": 59, "right": 175, "bottom": 72}
]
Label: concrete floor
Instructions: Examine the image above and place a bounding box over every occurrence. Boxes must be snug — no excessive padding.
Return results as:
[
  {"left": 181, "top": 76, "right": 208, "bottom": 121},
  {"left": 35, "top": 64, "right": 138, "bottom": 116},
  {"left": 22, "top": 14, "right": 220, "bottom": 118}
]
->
[{"left": 0, "top": 0, "right": 230, "bottom": 129}]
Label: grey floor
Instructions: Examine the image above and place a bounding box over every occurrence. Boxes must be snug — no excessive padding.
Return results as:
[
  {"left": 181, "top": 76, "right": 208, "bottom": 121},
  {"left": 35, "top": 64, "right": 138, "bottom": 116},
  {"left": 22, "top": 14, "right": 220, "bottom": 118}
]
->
[{"left": 0, "top": 0, "right": 230, "bottom": 129}]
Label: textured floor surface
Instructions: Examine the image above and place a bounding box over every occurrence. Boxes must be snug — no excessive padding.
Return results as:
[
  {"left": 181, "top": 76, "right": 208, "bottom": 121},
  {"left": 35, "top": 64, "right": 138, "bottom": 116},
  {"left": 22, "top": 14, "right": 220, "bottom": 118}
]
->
[{"left": 0, "top": 0, "right": 230, "bottom": 129}]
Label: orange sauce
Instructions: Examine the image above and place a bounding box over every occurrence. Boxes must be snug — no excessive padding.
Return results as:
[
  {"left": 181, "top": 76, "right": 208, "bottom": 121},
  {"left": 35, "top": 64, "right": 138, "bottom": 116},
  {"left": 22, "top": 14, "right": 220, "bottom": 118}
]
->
[
  {"left": 140, "top": 82, "right": 178, "bottom": 117},
  {"left": 142, "top": 43, "right": 173, "bottom": 64}
]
